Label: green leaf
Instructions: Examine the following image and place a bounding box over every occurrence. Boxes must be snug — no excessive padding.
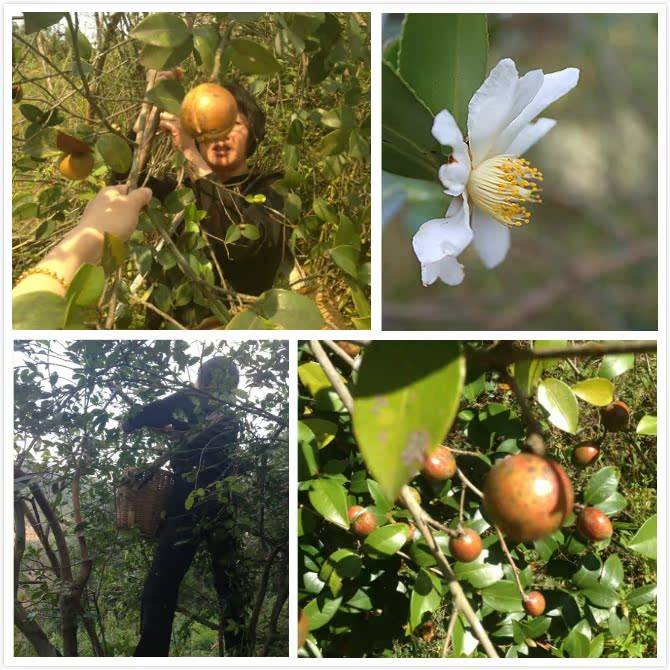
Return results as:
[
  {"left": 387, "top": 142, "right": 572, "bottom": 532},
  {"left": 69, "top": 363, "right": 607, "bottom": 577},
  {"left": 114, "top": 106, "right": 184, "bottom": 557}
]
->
[
  {"left": 13, "top": 291, "right": 66, "bottom": 330},
  {"left": 398, "top": 14, "right": 488, "bottom": 129},
  {"left": 481, "top": 580, "right": 523, "bottom": 613},
  {"left": 409, "top": 532, "right": 451, "bottom": 567},
  {"left": 563, "top": 628, "right": 590, "bottom": 658},
  {"left": 409, "top": 568, "right": 442, "bottom": 630},
  {"left": 588, "top": 633, "right": 605, "bottom": 658},
  {"left": 298, "top": 421, "right": 319, "bottom": 479},
  {"left": 164, "top": 187, "right": 196, "bottom": 214},
  {"left": 366, "top": 480, "right": 392, "bottom": 513},
  {"left": 24, "top": 127, "right": 60, "bottom": 159},
  {"left": 65, "top": 264, "right": 105, "bottom": 308},
  {"left": 146, "top": 79, "right": 185, "bottom": 115},
  {"left": 537, "top": 378, "right": 579, "bottom": 433},
  {"left": 317, "top": 129, "right": 351, "bottom": 156},
  {"left": 571, "top": 378, "right": 614, "bottom": 407},
  {"left": 226, "top": 38, "right": 281, "bottom": 75},
  {"left": 96, "top": 134, "right": 133, "bottom": 173},
  {"left": 301, "top": 419, "right": 337, "bottom": 450},
  {"left": 594, "top": 492, "right": 627, "bottom": 516},
  {"left": 68, "top": 26, "right": 93, "bottom": 61},
  {"left": 352, "top": 341, "right": 465, "bottom": 501},
  {"left": 330, "top": 245, "right": 359, "bottom": 277},
  {"left": 193, "top": 25, "right": 220, "bottom": 74},
  {"left": 326, "top": 549, "right": 362, "bottom": 579},
  {"left": 173, "top": 282, "right": 193, "bottom": 307},
  {"left": 636, "top": 415, "right": 657, "bottom": 435},
  {"left": 254, "top": 289, "right": 325, "bottom": 330},
  {"left": 583, "top": 466, "right": 619, "bottom": 506},
  {"left": 131, "top": 13, "right": 192, "bottom": 47},
  {"left": 225, "top": 310, "right": 270, "bottom": 329},
  {"left": 626, "top": 584, "right": 657, "bottom": 608},
  {"left": 140, "top": 38, "right": 194, "bottom": 70},
  {"left": 20, "top": 104, "right": 47, "bottom": 124},
  {"left": 307, "top": 479, "right": 349, "bottom": 529},
  {"left": 23, "top": 12, "right": 66, "bottom": 34},
  {"left": 608, "top": 609, "right": 630, "bottom": 638},
  {"left": 580, "top": 584, "right": 620, "bottom": 609},
  {"left": 303, "top": 595, "right": 342, "bottom": 630},
  {"left": 628, "top": 514, "right": 656, "bottom": 559},
  {"left": 601, "top": 554, "right": 624, "bottom": 589},
  {"left": 240, "top": 224, "right": 260, "bottom": 240},
  {"left": 453, "top": 557, "right": 504, "bottom": 589},
  {"left": 286, "top": 117, "right": 304, "bottom": 145},
  {"left": 298, "top": 361, "right": 343, "bottom": 397},
  {"left": 381, "top": 62, "right": 441, "bottom": 181},
  {"left": 363, "top": 525, "right": 408, "bottom": 557},
  {"left": 101, "top": 233, "right": 126, "bottom": 275},
  {"left": 598, "top": 353, "right": 635, "bottom": 379}
]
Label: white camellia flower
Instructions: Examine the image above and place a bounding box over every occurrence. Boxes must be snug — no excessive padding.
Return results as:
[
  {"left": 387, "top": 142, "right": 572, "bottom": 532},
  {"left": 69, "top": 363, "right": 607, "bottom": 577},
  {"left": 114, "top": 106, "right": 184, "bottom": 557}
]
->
[{"left": 412, "top": 58, "right": 579, "bottom": 286}]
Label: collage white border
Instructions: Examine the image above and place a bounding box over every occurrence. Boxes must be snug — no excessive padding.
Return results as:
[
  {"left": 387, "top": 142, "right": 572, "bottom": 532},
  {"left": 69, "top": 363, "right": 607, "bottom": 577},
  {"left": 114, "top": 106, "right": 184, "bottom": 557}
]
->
[{"left": 2, "top": 2, "right": 667, "bottom": 668}]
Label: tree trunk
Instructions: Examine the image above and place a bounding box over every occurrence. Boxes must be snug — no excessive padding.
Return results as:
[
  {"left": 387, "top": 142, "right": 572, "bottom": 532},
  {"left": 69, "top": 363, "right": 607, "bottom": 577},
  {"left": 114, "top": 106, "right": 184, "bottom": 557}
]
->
[
  {"left": 247, "top": 545, "right": 282, "bottom": 652},
  {"left": 14, "top": 602, "right": 61, "bottom": 657}
]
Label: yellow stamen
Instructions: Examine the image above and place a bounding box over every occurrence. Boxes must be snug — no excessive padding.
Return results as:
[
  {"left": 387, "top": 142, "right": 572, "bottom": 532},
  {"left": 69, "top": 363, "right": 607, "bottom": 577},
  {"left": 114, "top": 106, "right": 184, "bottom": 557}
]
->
[{"left": 466, "top": 155, "right": 543, "bottom": 227}]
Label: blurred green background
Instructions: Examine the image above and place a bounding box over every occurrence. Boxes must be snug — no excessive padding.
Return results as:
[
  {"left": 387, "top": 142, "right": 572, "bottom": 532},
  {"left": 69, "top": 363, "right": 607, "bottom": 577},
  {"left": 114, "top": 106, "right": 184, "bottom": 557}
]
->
[{"left": 382, "top": 13, "right": 658, "bottom": 330}]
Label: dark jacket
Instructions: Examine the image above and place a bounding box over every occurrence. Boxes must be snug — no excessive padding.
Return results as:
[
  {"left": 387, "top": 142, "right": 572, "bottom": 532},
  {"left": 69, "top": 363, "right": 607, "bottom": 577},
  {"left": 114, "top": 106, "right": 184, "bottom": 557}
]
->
[{"left": 145, "top": 171, "right": 287, "bottom": 296}]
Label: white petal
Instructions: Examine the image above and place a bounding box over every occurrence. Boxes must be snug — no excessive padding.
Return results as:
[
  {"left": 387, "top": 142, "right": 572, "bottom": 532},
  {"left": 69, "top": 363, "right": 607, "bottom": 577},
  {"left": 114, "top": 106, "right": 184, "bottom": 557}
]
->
[
  {"left": 432, "top": 109, "right": 463, "bottom": 147},
  {"left": 437, "top": 255, "right": 465, "bottom": 286},
  {"left": 499, "top": 68, "right": 579, "bottom": 154},
  {"left": 505, "top": 118, "right": 556, "bottom": 155},
  {"left": 433, "top": 110, "right": 470, "bottom": 196},
  {"left": 420, "top": 256, "right": 465, "bottom": 287},
  {"left": 467, "top": 59, "right": 543, "bottom": 165},
  {"left": 471, "top": 207, "right": 511, "bottom": 269},
  {"left": 411, "top": 196, "right": 472, "bottom": 264}
]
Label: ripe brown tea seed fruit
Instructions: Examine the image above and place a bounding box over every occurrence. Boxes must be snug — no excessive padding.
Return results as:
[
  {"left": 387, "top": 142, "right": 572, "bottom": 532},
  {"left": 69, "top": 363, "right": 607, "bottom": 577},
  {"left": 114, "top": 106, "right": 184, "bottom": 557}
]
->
[
  {"left": 449, "top": 528, "right": 483, "bottom": 562},
  {"left": 483, "top": 453, "right": 574, "bottom": 542},
  {"left": 602, "top": 401, "right": 630, "bottom": 432},
  {"left": 180, "top": 83, "right": 238, "bottom": 143},
  {"left": 59, "top": 152, "right": 94, "bottom": 181},
  {"left": 572, "top": 442, "right": 600, "bottom": 468},
  {"left": 576, "top": 507, "right": 613, "bottom": 541},
  {"left": 56, "top": 131, "right": 92, "bottom": 155},
  {"left": 422, "top": 445, "right": 457, "bottom": 481},
  {"left": 347, "top": 505, "right": 377, "bottom": 536},
  {"left": 12, "top": 84, "right": 22, "bottom": 103},
  {"left": 523, "top": 591, "right": 546, "bottom": 617},
  {"left": 298, "top": 611, "right": 309, "bottom": 648}
]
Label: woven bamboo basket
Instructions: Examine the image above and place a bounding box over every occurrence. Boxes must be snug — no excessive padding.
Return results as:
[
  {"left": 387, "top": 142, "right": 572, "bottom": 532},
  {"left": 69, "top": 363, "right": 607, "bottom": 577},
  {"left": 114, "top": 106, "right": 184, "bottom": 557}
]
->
[{"left": 115, "top": 468, "right": 175, "bottom": 539}]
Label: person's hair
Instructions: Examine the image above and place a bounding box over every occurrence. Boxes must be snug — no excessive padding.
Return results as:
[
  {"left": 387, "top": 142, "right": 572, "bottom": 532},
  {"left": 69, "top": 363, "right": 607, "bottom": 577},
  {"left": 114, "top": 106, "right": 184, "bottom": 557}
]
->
[
  {"left": 223, "top": 82, "right": 266, "bottom": 157},
  {"left": 196, "top": 357, "right": 239, "bottom": 391}
]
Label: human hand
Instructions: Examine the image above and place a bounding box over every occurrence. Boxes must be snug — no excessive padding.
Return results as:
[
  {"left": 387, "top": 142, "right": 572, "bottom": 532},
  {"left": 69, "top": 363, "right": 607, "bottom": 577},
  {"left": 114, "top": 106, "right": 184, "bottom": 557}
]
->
[
  {"left": 145, "top": 67, "right": 183, "bottom": 89},
  {"left": 159, "top": 111, "right": 199, "bottom": 154},
  {"left": 77, "top": 185, "right": 153, "bottom": 241}
]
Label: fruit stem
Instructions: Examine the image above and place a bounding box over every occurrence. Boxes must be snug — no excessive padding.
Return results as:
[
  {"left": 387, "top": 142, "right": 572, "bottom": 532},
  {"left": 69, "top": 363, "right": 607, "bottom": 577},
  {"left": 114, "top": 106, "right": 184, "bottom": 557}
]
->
[
  {"left": 499, "top": 370, "right": 546, "bottom": 456},
  {"left": 494, "top": 526, "right": 527, "bottom": 600}
]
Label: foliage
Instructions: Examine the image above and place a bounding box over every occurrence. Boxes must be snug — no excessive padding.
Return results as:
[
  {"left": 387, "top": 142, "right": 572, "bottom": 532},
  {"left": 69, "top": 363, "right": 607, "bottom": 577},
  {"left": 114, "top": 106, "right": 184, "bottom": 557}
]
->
[
  {"left": 382, "top": 12, "right": 658, "bottom": 330},
  {"left": 298, "top": 341, "right": 657, "bottom": 658},
  {"left": 12, "top": 11, "right": 370, "bottom": 329},
  {"left": 14, "top": 340, "right": 288, "bottom": 657}
]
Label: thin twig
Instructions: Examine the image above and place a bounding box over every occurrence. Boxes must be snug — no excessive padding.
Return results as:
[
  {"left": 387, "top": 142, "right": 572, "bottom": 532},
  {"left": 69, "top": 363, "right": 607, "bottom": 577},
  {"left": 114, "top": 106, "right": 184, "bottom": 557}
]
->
[
  {"left": 494, "top": 526, "right": 526, "bottom": 600},
  {"left": 441, "top": 605, "right": 460, "bottom": 658},
  {"left": 499, "top": 370, "right": 546, "bottom": 456},
  {"left": 457, "top": 469, "right": 483, "bottom": 499},
  {"left": 308, "top": 341, "right": 354, "bottom": 413},
  {"left": 323, "top": 340, "right": 358, "bottom": 370}
]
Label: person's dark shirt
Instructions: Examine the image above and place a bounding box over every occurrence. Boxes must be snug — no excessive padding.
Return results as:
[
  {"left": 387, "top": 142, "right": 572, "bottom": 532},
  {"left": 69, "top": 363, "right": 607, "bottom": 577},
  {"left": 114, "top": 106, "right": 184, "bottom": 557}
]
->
[
  {"left": 122, "top": 390, "right": 208, "bottom": 432},
  {"left": 144, "top": 170, "right": 287, "bottom": 296}
]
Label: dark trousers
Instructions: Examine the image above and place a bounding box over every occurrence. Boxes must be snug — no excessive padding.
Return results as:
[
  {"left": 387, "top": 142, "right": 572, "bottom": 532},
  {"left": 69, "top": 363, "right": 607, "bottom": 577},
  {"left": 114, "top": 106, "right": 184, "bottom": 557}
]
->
[{"left": 134, "top": 477, "right": 242, "bottom": 656}]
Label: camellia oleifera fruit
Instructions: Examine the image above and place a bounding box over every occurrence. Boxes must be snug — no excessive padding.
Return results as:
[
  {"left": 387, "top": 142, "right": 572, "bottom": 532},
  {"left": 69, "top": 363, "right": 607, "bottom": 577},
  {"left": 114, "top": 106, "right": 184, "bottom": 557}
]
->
[
  {"left": 483, "top": 453, "right": 574, "bottom": 542},
  {"left": 180, "top": 83, "right": 238, "bottom": 143},
  {"left": 601, "top": 401, "right": 630, "bottom": 432},
  {"left": 449, "top": 528, "right": 483, "bottom": 562},
  {"left": 572, "top": 441, "right": 600, "bottom": 468},
  {"left": 12, "top": 84, "right": 23, "bottom": 103},
  {"left": 422, "top": 445, "right": 457, "bottom": 481},
  {"left": 59, "top": 152, "right": 94, "bottom": 181},
  {"left": 523, "top": 591, "right": 546, "bottom": 617},
  {"left": 347, "top": 505, "right": 377, "bottom": 537},
  {"left": 576, "top": 507, "right": 613, "bottom": 541}
]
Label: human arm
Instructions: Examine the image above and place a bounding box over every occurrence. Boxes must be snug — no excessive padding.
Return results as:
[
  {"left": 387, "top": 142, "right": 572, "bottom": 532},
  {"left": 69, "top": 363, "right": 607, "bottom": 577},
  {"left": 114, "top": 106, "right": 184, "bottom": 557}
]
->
[
  {"left": 122, "top": 391, "right": 209, "bottom": 433},
  {"left": 13, "top": 185, "right": 152, "bottom": 299}
]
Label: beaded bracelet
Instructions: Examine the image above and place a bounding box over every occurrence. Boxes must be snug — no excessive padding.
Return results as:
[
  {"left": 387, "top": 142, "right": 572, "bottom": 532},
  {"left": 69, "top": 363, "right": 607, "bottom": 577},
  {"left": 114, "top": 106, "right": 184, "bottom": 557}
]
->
[{"left": 16, "top": 267, "right": 68, "bottom": 290}]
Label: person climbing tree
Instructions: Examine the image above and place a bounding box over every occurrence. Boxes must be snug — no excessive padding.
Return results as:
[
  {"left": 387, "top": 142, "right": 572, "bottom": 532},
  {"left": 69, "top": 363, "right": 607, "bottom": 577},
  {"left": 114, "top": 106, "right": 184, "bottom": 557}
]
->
[{"left": 124, "top": 356, "right": 246, "bottom": 657}]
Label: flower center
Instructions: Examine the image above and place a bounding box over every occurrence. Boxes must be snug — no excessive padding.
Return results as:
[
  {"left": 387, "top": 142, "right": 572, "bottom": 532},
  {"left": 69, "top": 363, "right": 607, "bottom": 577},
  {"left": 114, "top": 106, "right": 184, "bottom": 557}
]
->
[{"left": 467, "top": 155, "right": 543, "bottom": 227}]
